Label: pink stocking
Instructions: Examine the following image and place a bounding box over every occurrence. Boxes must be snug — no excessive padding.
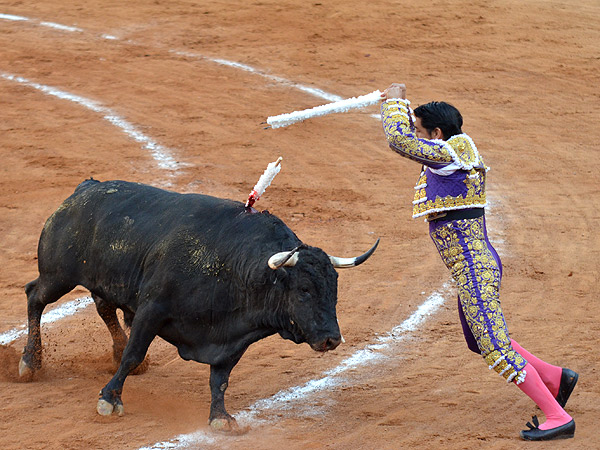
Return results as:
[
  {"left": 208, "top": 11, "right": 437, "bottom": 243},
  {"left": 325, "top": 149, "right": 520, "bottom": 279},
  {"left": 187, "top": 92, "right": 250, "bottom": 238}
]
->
[
  {"left": 516, "top": 363, "right": 571, "bottom": 430},
  {"left": 511, "top": 339, "right": 562, "bottom": 397}
]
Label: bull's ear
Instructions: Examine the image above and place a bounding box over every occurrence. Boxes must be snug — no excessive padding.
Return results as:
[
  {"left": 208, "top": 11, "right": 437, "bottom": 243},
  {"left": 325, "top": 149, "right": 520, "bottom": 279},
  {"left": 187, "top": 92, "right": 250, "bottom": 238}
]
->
[
  {"left": 329, "top": 238, "right": 380, "bottom": 269},
  {"left": 268, "top": 244, "right": 304, "bottom": 270}
]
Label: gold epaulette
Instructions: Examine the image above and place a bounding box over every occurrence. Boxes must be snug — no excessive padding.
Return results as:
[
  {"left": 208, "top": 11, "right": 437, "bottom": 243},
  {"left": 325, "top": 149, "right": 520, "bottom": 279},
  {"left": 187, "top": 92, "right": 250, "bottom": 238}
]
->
[{"left": 446, "top": 134, "right": 485, "bottom": 170}]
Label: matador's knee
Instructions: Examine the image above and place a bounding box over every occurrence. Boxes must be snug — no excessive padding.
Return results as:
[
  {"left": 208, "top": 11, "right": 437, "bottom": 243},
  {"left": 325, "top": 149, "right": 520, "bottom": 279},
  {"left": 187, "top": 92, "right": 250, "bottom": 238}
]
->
[{"left": 484, "top": 348, "right": 527, "bottom": 384}]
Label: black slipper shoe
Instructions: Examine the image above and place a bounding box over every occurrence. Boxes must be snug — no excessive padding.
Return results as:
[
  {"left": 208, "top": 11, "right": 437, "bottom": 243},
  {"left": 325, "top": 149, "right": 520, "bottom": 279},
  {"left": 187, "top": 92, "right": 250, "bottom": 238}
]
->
[
  {"left": 520, "top": 415, "right": 575, "bottom": 441},
  {"left": 556, "top": 368, "right": 578, "bottom": 408}
]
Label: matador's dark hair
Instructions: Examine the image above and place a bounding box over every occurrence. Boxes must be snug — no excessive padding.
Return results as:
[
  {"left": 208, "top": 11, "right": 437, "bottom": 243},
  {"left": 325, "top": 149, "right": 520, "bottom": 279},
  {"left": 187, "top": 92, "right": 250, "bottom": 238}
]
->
[{"left": 413, "top": 101, "right": 463, "bottom": 140}]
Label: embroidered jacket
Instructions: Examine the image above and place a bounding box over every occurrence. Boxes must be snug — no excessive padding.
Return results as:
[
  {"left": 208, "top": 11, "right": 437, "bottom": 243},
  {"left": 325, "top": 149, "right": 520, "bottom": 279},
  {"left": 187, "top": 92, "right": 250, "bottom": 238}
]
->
[{"left": 381, "top": 99, "right": 488, "bottom": 218}]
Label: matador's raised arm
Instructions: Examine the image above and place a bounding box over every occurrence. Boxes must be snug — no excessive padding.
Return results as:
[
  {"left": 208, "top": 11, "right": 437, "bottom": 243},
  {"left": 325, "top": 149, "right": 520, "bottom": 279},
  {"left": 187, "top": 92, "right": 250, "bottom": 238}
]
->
[{"left": 381, "top": 98, "right": 456, "bottom": 169}]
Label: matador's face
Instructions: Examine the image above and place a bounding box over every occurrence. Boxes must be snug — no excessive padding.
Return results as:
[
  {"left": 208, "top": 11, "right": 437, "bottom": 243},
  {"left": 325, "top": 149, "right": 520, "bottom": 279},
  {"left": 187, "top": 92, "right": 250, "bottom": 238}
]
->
[
  {"left": 415, "top": 117, "right": 433, "bottom": 139},
  {"left": 415, "top": 117, "right": 444, "bottom": 140}
]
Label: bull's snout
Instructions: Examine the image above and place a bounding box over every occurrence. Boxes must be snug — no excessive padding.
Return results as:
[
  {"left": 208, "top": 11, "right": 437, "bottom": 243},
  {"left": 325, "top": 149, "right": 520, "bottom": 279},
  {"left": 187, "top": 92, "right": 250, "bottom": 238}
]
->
[{"left": 311, "top": 335, "right": 342, "bottom": 352}]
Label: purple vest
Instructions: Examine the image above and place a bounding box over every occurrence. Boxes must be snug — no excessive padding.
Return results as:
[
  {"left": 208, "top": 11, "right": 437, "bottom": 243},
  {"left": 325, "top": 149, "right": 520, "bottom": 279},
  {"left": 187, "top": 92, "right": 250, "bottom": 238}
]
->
[{"left": 412, "top": 166, "right": 487, "bottom": 218}]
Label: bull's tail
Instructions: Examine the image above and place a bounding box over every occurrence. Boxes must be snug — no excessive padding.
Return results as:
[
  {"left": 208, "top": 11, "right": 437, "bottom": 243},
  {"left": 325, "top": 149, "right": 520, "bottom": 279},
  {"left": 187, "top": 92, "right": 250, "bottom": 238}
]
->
[{"left": 74, "top": 177, "right": 100, "bottom": 194}]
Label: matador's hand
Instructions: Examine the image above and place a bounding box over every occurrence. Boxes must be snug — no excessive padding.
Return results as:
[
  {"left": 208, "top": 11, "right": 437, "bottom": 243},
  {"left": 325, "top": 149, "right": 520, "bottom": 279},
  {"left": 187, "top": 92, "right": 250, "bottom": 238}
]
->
[{"left": 380, "top": 83, "right": 407, "bottom": 101}]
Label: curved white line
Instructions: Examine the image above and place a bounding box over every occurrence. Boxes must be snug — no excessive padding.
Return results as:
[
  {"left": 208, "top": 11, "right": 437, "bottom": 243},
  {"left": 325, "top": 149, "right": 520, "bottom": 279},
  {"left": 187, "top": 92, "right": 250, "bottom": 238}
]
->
[
  {"left": 39, "top": 21, "right": 83, "bottom": 32},
  {"left": 0, "top": 13, "right": 28, "bottom": 21},
  {"left": 182, "top": 53, "right": 343, "bottom": 102},
  {"left": 1, "top": 13, "right": 343, "bottom": 103},
  {"left": 0, "top": 72, "right": 180, "bottom": 170}
]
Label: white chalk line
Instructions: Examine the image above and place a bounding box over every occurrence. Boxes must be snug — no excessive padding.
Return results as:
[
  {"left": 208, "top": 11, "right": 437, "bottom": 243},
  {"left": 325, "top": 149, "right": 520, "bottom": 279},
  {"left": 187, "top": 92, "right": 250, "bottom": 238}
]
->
[
  {"left": 1, "top": 11, "right": 460, "bottom": 449},
  {"left": 0, "top": 13, "right": 117, "bottom": 39},
  {"left": 0, "top": 297, "right": 94, "bottom": 346},
  {"left": 172, "top": 51, "right": 343, "bottom": 103},
  {"left": 39, "top": 21, "right": 83, "bottom": 33},
  {"left": 1, "top": 13, "right": 342, "bottom": 104},
  {"left": 0, "top": 72, "right": 180, "bottom": 171},
  {"left": 0, "top": 13, "right": 28, "bottom": 21}
]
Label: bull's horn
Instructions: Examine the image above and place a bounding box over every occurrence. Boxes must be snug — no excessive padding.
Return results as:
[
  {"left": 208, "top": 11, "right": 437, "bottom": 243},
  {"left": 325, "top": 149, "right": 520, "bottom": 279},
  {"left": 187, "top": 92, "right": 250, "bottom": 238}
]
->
[
  {"left": 329, "top": 238, "right": 380, "bottom": 268},
  {"left": 268, "top": 244, "right": 304, "bottom": 269}
]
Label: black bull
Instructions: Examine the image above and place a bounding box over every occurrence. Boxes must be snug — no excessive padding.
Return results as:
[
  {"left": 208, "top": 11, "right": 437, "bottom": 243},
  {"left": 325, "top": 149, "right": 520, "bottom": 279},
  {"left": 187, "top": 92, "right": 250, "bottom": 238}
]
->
[{"left": 19, "top": 179, "right": 378, "bottom": 431}]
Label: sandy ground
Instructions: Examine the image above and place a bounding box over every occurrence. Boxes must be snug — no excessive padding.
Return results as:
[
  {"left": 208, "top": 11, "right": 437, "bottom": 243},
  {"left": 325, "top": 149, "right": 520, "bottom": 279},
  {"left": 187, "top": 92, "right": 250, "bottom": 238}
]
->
[{"left": 1, "top": 0, "right": 599, "bottom": 448}]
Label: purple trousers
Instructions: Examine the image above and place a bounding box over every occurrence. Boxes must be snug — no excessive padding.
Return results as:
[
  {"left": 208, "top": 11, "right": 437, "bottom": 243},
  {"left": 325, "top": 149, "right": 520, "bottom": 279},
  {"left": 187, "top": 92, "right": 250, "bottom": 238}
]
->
[
  {"left": 429, "top": 215, "right": 527, "bottom": 383},
  {"left": 458, "top": 215, "right": 502, "bottom": 354}
]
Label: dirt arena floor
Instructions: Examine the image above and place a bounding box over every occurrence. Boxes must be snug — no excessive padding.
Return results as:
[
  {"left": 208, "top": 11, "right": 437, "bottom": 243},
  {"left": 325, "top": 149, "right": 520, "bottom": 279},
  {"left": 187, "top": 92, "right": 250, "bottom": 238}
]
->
[{"left": 1, "top": 1, "right": 599, "bottom": 448}]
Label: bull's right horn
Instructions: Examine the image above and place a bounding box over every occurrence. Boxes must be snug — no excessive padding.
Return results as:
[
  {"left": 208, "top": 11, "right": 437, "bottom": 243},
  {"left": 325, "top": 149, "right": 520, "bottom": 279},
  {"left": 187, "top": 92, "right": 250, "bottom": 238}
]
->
[
  {"left": 329, "top": 238, "right": 380, "bottom": 268},
  {"left": 268, "top": 244, "right": 304, "bottom": 270}
]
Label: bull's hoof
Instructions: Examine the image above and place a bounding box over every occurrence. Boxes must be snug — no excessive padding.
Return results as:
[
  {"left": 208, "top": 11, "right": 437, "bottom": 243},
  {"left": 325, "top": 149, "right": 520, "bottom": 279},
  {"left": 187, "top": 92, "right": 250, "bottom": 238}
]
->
[
  {"left": 18, "top": 356, "right": 35, "bottom": 380},
  {"left": 97, "top": 399, "right": 124, "bottom": 416},
  {"left": 97, "top": 399, "right": 113, "bottom": 416},
  {"left": 209, "top": 418, "right": 248, "bottom": 435}
]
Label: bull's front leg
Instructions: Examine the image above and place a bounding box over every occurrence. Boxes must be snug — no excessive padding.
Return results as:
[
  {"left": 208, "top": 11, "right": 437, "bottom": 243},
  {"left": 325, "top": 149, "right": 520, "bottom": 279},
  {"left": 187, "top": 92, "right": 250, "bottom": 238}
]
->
[{"left": 208, "top": 354, "right": 247, "bottom": 435}]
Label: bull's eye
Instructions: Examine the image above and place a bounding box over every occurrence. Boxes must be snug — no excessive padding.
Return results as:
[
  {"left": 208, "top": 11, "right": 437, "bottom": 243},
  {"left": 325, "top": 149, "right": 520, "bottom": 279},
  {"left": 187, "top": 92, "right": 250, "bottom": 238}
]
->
[{"left": 300, "top": 286, "right": 311, "bottom": 301}]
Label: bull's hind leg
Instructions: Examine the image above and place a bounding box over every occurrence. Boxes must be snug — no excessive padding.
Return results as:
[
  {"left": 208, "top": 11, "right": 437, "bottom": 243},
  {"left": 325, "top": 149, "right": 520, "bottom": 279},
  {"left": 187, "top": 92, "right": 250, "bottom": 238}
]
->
[
  {"left": 19, "top": 277, "right": 74, "bottom": 378},
  {"left": 92, "top": 294, "right": 129, "bottom": 368},
  {"left": 96, "top": 302, "right": 164, "bottom": 416},
  {"left": 93, "top": 295, "right": 149, "bottom": 374}
]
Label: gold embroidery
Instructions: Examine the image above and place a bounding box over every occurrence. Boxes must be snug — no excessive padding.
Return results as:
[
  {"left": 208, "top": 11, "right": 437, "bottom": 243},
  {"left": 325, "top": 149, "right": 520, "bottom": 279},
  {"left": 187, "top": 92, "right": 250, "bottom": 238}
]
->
[{"left": 447, "top": 135, "right": 481, "bottom": 168}]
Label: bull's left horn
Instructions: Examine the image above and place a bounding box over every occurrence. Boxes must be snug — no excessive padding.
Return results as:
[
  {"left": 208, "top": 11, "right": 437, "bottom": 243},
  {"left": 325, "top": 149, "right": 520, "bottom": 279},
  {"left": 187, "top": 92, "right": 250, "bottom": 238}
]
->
[
  {"left": 329, "top": 238, "right": 380, "bottom": 269},
  {"left": 268, "top": 244, "right": 304, "bottom": 270}
]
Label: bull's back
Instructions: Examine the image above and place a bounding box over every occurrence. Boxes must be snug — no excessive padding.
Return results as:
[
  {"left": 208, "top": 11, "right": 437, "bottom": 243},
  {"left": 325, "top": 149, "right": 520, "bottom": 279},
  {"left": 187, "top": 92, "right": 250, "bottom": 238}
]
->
[
  {"left": 37, "top": 181, "right": 243, "bottom": 298},
  {"left": 37, "top": 180, "right": 296, "bottom": 304}
]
